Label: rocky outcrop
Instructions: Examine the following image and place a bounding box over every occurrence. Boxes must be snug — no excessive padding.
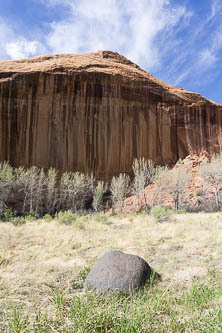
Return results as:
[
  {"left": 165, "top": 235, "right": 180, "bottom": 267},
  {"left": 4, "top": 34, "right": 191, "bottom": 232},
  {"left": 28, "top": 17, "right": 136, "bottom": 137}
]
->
[{"left": 0, "top": 50, "right": 221, "bottom": 178}]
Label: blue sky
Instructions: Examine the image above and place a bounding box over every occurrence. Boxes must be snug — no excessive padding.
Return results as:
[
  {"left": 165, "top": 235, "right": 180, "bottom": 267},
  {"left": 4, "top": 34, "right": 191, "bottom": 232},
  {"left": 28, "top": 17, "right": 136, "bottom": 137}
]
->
[{"left": 0, "top": 0, "right": 222, "bottom": 104}]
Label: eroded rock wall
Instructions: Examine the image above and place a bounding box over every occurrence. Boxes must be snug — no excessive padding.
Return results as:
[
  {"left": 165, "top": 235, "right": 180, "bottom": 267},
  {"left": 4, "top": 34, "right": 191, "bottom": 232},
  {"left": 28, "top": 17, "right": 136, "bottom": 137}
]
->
[{"left": 0, "top": 51, "right": 221, "bottom": 179}]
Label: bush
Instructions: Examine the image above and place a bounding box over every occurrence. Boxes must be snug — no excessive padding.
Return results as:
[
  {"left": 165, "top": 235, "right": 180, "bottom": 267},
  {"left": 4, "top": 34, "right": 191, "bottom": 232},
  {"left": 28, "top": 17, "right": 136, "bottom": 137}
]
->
[
  {"left": 151, "top": 206, "right": 173, "bottom": 223},
  {"left": 11, "top": 216, "right": 26, "bottom": 226},
  {"left": 93, "top": 212, "right": 110, "bottom": 224},
  {"left": 59, "top": 172, "right": 94, "bottom": 212},
  {"left": 152, "top": 163, "right": 190, "bottom": 210},
  {"left": 25, "top": 210, "right": 39, "bottom": 221},
  {"left": 132, "top": 158, "right": 155, "bottom": 212},
  {"left": 55, "top": 210, "right": 78, "bottom": 225},
  {"left": 110, "top": 173, "right": 130, "bottom": 213},
  {"left": 198, "top": 155, "right": 222, "bottom": 209},
  {"left": 0, "top": 162, "right": 15, "bottom": 216},
  {"left": 2, "top": 208, "right": 15, "bottom": 221},
  {"left": 45, "top": 168, "right": 58, "bottom": 215},
  {"left": 92, "top": 181, "right": 106, "bottom": 212},
  {"left": 43, "top": 213, "right": 53, "bottom": 222}
]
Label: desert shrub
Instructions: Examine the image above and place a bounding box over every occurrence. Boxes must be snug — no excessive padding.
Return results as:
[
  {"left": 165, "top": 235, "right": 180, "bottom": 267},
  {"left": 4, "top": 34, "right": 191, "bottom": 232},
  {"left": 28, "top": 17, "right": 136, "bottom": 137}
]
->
[
  {"left": 151, "top": 166, "right": 170, "bottom": 207},
  {"left": 93, "top": 212, "right": 110, "bottom": 224},
  {"left": 92, "top": 181, "right": 106, "bottom": 212},
  {"left": 167, "top": 163, "right": 190, "bottom": 210},
  {"left": 25, "top": 210, "right": 39, "bottom": 221},
  {"left": 110, "top": 173, "right": 130, "bottom": 213},
  {"left": 16, "top": 166, "right": 45, "bottom": 214},
  {"left": 59, "top": 172, "right": 94, "bottom": 212},
  {"left": 151, "top": 206, "right": 173, "bottom": 223},
  {"left": 11, "top": 216, "right": 26, "bottom": 226},
  {"left": 132, "top": 158, "right": 155, "bottom": 212},
  {"left": 35, "top": 168, "right": 46, "bottom": 215},
  {"left": 0, "top": 162, "right": 15, "bottom": 216},
  {"left": 55, "top": 210, "right": 78, "bottom": 225},
  {"left": 43, "top": 213, "right": 53, "bottom": 222},
  {"left": 2, "top": 208, "right": 15, "bottom": 221},
  {"left": 74, "top": 220, "right": 85, "bottom": 230},
  {"left": 45, "top": 168, "right": 58, "bottom": 214},
  {"left": 175, "top": 209, "right": 187, "bottom": 214},
  {"left": 198, "top": 154, "right": 222, "bottom": 210},
  {"left": 151, "top": 162, "right": 190, "bottom": 210}
]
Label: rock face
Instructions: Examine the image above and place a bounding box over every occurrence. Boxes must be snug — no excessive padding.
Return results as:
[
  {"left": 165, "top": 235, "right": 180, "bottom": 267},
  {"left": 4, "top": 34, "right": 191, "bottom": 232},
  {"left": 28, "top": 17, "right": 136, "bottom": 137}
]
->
[
  {"left": 0, "top": 50, "right": 222, "bottom": 178},
  {"left": 85, "top": 250, "right": 151, "bottom": 294}
]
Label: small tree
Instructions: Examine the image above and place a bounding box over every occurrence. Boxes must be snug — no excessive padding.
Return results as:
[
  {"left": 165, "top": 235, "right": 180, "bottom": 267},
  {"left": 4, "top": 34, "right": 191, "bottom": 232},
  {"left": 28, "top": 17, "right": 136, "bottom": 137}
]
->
[
  {"left": 35, "top": 168, "right": 46, "bottom": 215},
  {"left": 198, "top": 154, "right": 222, "bottom": 209},
  {"left": 59, "top": 172, "right": 94, "bottom": 212},
  {"left": 93, "top": 181, "right": 105, "bottom": 212},
  {"left": 151, "top": 162, "right": 190, "bottom": 210},
  {"left": 167, "top": 163, "right": 190, "bottom": 210},
  {"left": 151, "top": 166, "right": 170, "bottom": 207},
  {"left": 45, "top": 168, "right": 58, "bottom": 214},
  {"left": 132, "top": 158, "right": 155, "bottom": 212},
  {"left": 110, "top": 173, "right": 130, "bottom": 213},
  {"left": 0, "top": 162, "right": 14, "bottom": 216},
  {"left": 16, "top": 166, "right": 41, "bottom": 214}
]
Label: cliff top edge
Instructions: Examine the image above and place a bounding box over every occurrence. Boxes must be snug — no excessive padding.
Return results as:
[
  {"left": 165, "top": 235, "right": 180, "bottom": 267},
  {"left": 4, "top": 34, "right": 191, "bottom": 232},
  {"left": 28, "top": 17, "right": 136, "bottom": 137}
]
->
[{"left": 0, "top": 50, "right": 220, "bottom": 106}]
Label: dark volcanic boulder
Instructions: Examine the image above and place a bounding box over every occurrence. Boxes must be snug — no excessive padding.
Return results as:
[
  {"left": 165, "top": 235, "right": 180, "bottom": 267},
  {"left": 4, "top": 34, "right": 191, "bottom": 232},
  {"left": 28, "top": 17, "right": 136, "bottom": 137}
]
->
[{"left": 85, "top": 250, "right": 151, "bottom": 295}]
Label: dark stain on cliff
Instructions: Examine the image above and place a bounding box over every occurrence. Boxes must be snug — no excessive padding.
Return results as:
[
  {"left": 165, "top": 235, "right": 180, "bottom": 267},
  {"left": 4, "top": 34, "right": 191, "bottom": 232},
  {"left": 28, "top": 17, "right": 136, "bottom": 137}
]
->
[{"left": 0, "top": 51, "right": 221, "bottom": 179}]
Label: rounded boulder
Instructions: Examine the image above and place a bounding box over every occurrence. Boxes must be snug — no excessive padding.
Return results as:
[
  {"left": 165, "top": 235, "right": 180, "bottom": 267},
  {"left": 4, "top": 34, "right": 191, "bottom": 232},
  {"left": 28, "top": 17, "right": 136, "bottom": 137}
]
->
[{"left": 85, "top": 250, "right": 152, "bottom": 295}]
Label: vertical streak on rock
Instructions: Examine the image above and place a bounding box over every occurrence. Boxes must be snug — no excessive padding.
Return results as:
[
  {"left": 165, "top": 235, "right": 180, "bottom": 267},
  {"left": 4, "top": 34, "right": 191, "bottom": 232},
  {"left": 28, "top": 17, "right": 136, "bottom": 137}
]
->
[{"left": 0, "top": 55, "right": 222, "bottom": 178}]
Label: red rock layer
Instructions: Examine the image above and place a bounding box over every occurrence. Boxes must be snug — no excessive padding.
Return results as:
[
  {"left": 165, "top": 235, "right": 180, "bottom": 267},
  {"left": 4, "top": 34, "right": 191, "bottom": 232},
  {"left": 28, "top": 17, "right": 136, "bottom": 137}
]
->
[{"left": 0, "top": 50, "right": 221, "bottom": 178}]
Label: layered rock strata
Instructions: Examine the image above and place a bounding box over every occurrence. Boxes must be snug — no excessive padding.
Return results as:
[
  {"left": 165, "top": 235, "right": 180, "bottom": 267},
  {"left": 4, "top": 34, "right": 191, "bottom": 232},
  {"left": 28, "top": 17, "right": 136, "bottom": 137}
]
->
[{"left": 0, "top": 50, "right": 221, "bottom": 178}]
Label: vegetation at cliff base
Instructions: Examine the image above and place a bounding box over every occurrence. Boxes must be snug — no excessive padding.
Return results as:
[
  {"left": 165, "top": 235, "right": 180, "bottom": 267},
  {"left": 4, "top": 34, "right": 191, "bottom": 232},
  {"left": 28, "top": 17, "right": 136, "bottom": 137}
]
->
[{"left": 1, "top": 154, "right": 222, "bottom": 219}]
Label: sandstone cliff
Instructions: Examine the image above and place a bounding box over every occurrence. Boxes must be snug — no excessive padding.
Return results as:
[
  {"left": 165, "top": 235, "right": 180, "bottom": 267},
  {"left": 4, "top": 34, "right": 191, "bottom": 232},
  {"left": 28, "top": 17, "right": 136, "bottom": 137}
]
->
[{"left": 0, "top": 50, "right": 221, "bottom": 178}]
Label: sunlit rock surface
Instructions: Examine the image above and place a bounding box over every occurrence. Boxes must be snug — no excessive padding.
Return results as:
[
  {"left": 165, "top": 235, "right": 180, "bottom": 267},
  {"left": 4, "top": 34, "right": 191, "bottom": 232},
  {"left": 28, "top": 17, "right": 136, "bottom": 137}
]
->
[{"left": 0, "top": 50, "right": 221, "bottom": 178}]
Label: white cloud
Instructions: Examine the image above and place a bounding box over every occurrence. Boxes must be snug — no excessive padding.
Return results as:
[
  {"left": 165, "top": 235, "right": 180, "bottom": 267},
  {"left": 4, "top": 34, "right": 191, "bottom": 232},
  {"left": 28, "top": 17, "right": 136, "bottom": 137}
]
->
[
  {"left": 153, "top": 0, "right": 222, "bottom": 91},
  {"left": 44, "top": 0, "right": 187, "bottom": 70},
  {"left": 174, "top": 28, "right": 222, "bottom": 86},
  {"left": 0, "top": 18, "right": 46, "bottom": 60},
  {"left": 0, "top": 21, "right": 14, "bottom": 59},
  {"left": 5, "top": 40, "right": 42, "bottom": 60},
  {"left": 208, "top": 0, "right": 222, "bottom": 22},
  {"left": 0, "top": 0, "right": 188, "bottom": 70}
]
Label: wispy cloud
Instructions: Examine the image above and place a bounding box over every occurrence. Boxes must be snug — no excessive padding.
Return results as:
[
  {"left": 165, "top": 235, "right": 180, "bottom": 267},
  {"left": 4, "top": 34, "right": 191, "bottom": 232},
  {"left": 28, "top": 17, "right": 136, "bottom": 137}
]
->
[
  {"left": 44, "top": 0, "right": 187, "bottom": 70},
  {"left": 0, "top": 17, "right": 46, "bottom": 60},
  {"left": 0, "top": 0, "right": 187, "bottom": 72},
  {"left": 5, "top": 40, "right": 44, "bottom": 60},
  {"left": 0, "top": 0, "right": 222, "bottom": 103},
  {"left": 153, "top": 0, "right": 222, "bottom": 93},
  {"left": 207, "top": 0, "right": 222, "bottom": 22}
]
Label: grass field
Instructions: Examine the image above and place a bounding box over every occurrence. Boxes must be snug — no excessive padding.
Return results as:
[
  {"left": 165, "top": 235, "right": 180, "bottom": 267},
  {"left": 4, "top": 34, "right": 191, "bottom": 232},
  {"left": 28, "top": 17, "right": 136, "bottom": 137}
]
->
[{"left": 1, "top": 212, "right": 222, "bottom": 332}]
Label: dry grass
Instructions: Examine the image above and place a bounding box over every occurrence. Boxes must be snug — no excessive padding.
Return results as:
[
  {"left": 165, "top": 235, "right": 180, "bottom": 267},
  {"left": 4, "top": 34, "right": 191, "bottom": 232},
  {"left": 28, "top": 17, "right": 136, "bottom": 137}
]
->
[{"left": 1, "top": 212, "right": 222, "bottom": 331}]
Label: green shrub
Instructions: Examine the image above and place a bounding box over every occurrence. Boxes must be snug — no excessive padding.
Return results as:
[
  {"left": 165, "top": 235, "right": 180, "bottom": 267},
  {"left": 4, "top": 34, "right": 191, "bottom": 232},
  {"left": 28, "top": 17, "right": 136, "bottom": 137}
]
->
[
  {"left": 55, "top": 210, "right": 78, "bottom": 225},
  {"left": 59, "top": 172, "right": 94, "bottom": 212},
  {"left": 11, "top": 217, "right": 26, "bottom": 226},
  {"left": 92, "top": 181, "right": 105, "bottom": 212},
  {"left": 175, "top": 209, "right": 187, "bottom": 214},
  {"left": 196, "top": 189, "right": 203, "bottom": 197},
  {"left": 43, "top": 214, "right": 53, "bottom": 222},
  {"left": 0, "top": 162, "right": 15, "bottom": 215},
  {"left": 110, "top": 173, "right": 130, "bottom": 213},
  {"left": 25, "top": 210, "right": 39, "bottom": 221},
  {"left": 94, "top": 212, "right": 110, "bottom": 223},
  {"left": 151, "top": 206, "right": 173, "bottom": 223},
  {"left": 132, "top": 158, "right": 155, "bottom": 212},
  {"left": 2, "top": 208, "right": 15, "bottom": 221},
  {"left": 73, "top": 266, "right": 91, "bottom": 289}
]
